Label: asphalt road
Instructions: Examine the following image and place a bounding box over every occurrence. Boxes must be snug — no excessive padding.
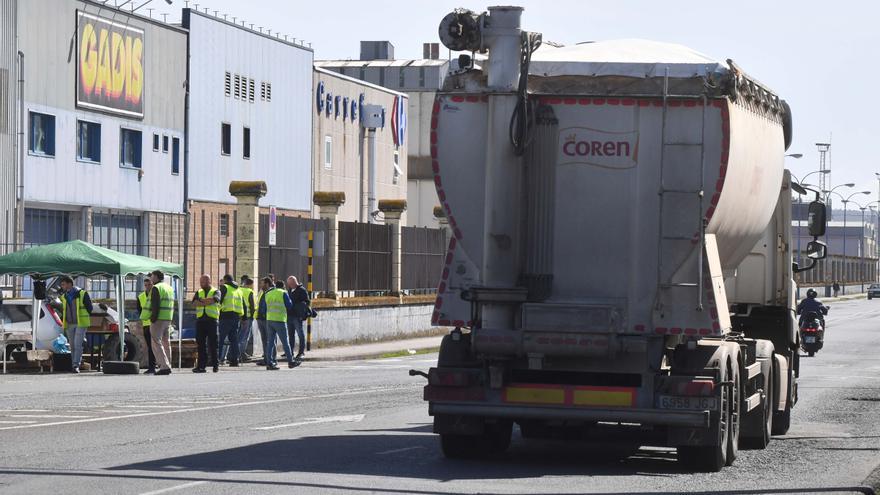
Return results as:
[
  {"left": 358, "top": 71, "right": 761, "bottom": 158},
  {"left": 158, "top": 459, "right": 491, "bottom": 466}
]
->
[{"left": 0, "top": 299, "right": 878, "bottom": 495}]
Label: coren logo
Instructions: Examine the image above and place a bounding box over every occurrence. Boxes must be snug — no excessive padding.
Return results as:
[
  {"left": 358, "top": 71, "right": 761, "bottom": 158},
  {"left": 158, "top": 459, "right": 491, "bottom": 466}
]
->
[
  {"left": 77, "top": 11, "right": 145, "bottom": 118},
  {"left": 559, "top": 127, "right": 639, "bottom": 169}
]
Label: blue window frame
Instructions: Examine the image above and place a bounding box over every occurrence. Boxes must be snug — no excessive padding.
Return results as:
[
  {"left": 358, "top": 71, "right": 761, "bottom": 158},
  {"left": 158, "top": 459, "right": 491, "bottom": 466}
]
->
[
  {"left": 29, "top": 112, "right": 55, "bottom": 156},
  {"left": 120, "top": 128, "right": 143, "bottom": 168},
  {"left": 76, "top": 120, "right": 101, "bottom": 163},
  {"left": 172, "top": 137, "right": 180, "bottom": 175}
]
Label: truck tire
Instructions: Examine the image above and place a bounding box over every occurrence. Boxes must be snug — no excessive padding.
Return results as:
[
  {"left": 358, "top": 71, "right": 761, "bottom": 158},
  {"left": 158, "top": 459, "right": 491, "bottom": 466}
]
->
[
  {"left": 102, "top": 333, "right": 145, "bottom": 366},
  {"left": 438, "top": 331, "right": 473, "bottom": 368},
  {"left": 741, "top": 341, "right": 774, "bottom": 450},
  {"left": 102, "top": 360, "right": 140, "bottom": 375},
  {"left": 678, "top": 357, "right": 738, "bottom": 472},
  {"left": 440, "top": 421, "right": 512, "bottom": 459},
  {"left": 725, "top": 355, "right": 742, "bottom": 466},
  {"left": 772, "top": 365, "right": 793, "bottom": 435}
]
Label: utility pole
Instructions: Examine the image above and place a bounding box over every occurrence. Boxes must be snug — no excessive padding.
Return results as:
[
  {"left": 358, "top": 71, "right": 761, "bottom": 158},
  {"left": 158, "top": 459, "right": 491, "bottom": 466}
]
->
[{"left": 817, "top": 142, "right": 831, "bottom": 204}]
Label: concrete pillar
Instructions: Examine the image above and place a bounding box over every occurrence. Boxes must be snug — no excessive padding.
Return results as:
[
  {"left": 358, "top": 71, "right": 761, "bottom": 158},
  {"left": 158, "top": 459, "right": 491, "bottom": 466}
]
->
[
  {"left": 229, "top": 181, "right": 267, "bottom": 281},
  {"left": 379, "top": 199, "right": 408, "bottom": 297},
  {"left": 314, "top": 192, "right": 345, "bottom": 299}
]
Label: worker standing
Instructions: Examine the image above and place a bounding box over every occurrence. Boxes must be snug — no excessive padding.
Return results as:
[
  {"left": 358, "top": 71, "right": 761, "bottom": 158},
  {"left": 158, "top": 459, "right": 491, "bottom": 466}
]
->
[
  {"left": 286, "top": 275, "right": 310, "bottom": 362},
  {"left": 192, "top": 274, "right": 221, "bottom": 373},
  {"left": 136, "top": 279, "right": 157, "bottom": 375},
  {"left": 261, "top": 277, "right": 295, "bottom": 370},
  {"left": 149, "top": 270, "right": 176, "bottom": 375},
  {"left": 218, "top": 274, "right": 243, "bottom": 367},
  {"left": 237, "top": 276, "right": 256, "bottom": 361},
  {"left": 59, "top": 276, "right": 93, "bottom": 374}
]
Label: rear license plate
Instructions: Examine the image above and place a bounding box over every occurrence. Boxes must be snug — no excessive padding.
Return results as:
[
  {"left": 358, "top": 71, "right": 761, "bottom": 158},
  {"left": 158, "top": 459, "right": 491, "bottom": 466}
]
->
[
  {"left": 658, "top": 395, "right": 717, "bottom": 411},
  {"left": 804, "top": 336, "right": 816, "bottom": 343}
]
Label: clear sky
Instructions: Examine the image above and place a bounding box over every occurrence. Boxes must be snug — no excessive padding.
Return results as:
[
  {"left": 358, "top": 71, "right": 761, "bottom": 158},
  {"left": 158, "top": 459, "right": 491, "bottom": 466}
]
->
[{"left": 146, "top": 1, "right": 880, "bottom": 203}]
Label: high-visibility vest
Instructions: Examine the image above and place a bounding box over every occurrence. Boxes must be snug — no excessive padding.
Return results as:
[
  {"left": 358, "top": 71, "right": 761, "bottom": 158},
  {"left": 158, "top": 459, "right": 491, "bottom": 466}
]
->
[
  {"left": 138, "top": 291, "right": 152, "bottom": 326},
  {"left": 196, "top": 287, "right": 220, "bottom": 320},
  {"left": 239, "top": 287, "right": 254, "bottom": 317},
  {"left": 221, "top": 284, "right": 244, "bottom": 316},
  {"left": 154, "top": 282, "right": 176, "bottom": 321},
  {"left": 255, "top": 291, "right": 266, "bottom": 320},
  {"left": 264, "top": 288, "right": 288, "bottom": 323},
  {"left": 61, "top": 288, "right": 91, "bottom": 329}
]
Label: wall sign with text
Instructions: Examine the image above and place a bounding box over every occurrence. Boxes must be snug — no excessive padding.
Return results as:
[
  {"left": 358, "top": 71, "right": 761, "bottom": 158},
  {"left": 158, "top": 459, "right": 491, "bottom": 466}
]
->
[{"left": 77, "top": 11, "right": 145, "bottom": 118}]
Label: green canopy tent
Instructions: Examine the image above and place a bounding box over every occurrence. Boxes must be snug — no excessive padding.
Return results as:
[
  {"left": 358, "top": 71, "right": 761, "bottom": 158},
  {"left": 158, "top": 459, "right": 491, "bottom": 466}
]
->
[{"left": 0, "top": 240, "right": 185, "bottom": 371}]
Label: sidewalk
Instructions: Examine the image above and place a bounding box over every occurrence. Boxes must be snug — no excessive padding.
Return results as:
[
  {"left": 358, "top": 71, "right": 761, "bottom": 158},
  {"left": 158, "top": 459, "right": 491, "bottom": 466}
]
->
[{"left": 305, "top": 335, "right": 443, "bottom": 362}]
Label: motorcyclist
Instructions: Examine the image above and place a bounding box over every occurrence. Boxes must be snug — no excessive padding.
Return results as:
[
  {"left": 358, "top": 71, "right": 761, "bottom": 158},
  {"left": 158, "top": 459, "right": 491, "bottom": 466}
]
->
[{"left": 797, "top": 289, "right": 829, "bottom": 328}]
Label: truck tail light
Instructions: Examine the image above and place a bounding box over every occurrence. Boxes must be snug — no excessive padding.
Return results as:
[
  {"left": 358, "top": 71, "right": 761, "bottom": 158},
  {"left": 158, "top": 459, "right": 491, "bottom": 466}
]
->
[
  {"left": 108, "top": 323, "right": 120, "bottom": 333},
  {"left": 802, "top": 327, "right": 817, "bottom": 333},
  {"left": 428, "top": 368, "right": 475, "bottom": 387},
  {"left": 675, "top": 379, "right": 715, "bottom": 397}
]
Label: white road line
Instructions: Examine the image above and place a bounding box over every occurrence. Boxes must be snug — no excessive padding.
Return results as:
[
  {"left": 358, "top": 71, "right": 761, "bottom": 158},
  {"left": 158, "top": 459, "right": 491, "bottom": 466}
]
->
[
  {"left": 0, "top": 386, "right": 413, "bottom": 431},
  {"left": 0, "top": 420, "right": 37, "bottom": 424},
  {"left": 375, "top": 446, "right": 425, "bottom": 455},
  {"left": 252, "top": 414, "right": 365, "bottom": 431},
  {"left": 117, "top": 405, "right": 182, "bottom": 409},
  {"left": 0, "top": 409, "right": 49, "bottom": 413},
  {"left": 136, "top": 481, "right": 208, "bottom": 495},
  {"left": 8, "top": 414, "right": 92, "bottom": 418}
]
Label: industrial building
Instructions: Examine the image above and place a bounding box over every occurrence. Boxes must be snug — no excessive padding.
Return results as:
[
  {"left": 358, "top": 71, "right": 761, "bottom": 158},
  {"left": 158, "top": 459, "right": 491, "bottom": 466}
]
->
[
  {"left": 16, "top": 0, "right": 188, "bottom": 294},
  {"left": 0, "top": 0, "right": 17, "bottom": 274},
  {"left": 182, "top": 8, "right": 314, "bottom": 286},
  {"left": 316, "top": 41, "right": 449, "bottom": 227},
  {"left": 312, "top": 67, "right": 407, "bottom": 223}
]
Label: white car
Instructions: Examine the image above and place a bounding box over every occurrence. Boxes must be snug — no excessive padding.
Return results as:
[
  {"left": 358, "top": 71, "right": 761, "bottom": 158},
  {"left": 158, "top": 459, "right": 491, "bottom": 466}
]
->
[{"left": 0, "top": 299, "right": 64, "bottom": 352}]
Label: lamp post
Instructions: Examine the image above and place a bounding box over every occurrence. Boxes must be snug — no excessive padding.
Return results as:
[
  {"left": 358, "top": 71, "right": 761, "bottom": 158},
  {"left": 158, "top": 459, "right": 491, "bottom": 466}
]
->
[
  {"left": 856, "top": 200, "right": 880, "bottom": 289},
  {"left": 826, "top": 189, "right": 871, "bottom": 294}
]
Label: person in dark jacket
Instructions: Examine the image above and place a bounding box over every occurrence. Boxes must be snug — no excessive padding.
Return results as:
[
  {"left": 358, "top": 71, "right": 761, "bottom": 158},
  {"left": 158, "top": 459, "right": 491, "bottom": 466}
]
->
[
  {"left": 797, "top": 288, "right": 829, "bottom": 327},
  {"left": 218, "top": 274, "right": 243, "bottom": 366},
  {"left": 286, "top": 275, "right": 310, "bottom": 360},
  {"left": 59, "top": 276, "right": 93, "bottom": 374},
  {"left": 237, "top": 276, "right": 257, "bottom": 361}
]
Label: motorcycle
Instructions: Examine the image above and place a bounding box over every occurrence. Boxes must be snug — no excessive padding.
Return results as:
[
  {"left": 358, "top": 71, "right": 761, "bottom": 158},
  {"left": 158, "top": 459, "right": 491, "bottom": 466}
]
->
[{"left": 799, "top": 308, "right": 828, "bottom": 357}]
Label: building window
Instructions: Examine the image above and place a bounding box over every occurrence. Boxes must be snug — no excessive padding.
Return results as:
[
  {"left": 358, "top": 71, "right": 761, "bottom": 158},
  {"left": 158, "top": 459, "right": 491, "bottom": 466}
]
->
[
  {"left": 152, "top": 133, "right": 160, "bottom": 152},
  {"left": 243, "top": 127, "right": 251, "bottom": 159},
  {"left": 419, "top": 67, "right": 426, "bottom": 88},
  {"left": 172, "top": 137, "right": 180, "bottom": 175},
  {"left": 218, "top": 258, "right": 228, "bottom": 278},
  {"left": 224, "top": 72, "right": 231, "bottom": 97},
  {"left": 324, "top": 135, "right": 332, "bottom": 170},
  {"left": 219, "top": 214, "right": 229, "bottom": 236},
  {"left": 162, "top": 135, "right": 169, "bottom": 153},
  {"left": 76, "top": 120, "right": 101, "bottom": 163},
  {"left": 393, "top": 150, "right": 401, "bottom": 185},
  {"left": 221, "top": 123, "right": 231, "bottom": 155},
  {"left": 29, "top": 111, "right": 55, "bottom": 156},
  {"left": 119, "top": 128, "right": 142, "bottom": 168},
  {"left": 398, "top": 67, "right": 405, "bottom": 88},
  {"left": 248, "top": 79, "right": 255, "bottom": 103}
]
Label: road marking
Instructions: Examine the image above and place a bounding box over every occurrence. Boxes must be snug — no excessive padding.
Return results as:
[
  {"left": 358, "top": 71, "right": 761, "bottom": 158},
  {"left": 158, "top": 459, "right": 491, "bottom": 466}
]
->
[
  {"left": 137, "top": 481, "right": 208, "bottom": 495},
  {"left": 252, "top": 414, "right": 365, "bottom": 431},
  {"left": 0, "top": 386, "right": 413, "bottom": 431},
  {"left": 0, "top": 420, "right": 37, "bottom": 424},
  {"left": 118, "top": 405, "right": 182, "bottom": 409},
  {"left": 375, "top": 446, "right": 425, "bottom": 455},
  {"left": 8, "top": 414, "right": 92, "bottom": 418},
  {"left": 0, "top": 409, "right": 49, "bottom": 413}
]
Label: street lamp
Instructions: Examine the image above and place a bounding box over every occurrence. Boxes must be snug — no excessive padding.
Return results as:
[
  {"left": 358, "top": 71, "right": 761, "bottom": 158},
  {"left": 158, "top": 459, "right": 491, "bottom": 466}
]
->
[
  {"left": 854, "top": 200, "right": 880, "bottom": 291},
  {"left": 827, "top": 189, "right": 872, "bottom": 294}
]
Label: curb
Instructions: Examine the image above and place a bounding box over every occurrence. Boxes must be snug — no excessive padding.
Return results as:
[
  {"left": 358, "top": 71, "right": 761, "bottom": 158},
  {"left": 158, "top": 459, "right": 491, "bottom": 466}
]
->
[{"left": 305, "top": 346, "right": 441, "bottom": 362}]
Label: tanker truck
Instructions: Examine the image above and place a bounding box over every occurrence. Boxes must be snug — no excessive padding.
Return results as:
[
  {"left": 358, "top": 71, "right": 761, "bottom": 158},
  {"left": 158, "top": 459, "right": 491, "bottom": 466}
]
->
[{"left": 417, "top": 6, "right": 829, "bottom": 472}]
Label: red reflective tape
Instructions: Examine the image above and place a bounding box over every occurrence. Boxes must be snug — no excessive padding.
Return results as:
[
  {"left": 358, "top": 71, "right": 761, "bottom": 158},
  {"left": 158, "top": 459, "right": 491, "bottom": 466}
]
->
[
  {"left": 607, "top": 98, "right": 620, "bottom": 105},
  {"left": 437, "top": 282, "right": 446, "bottom": 293},
  {"left": 711, "top": 192, "right": 721, "bottom": 205},
  {"left": 451, "top": 96, "right": 465, "bottom": 102},
  {"left": 548, "top": 97, "right": 563, "bottom": 105},
  {"left": 635, "top": 324, "right": 646, "bottom": 332},
  {"left": 579, "top": 98, "right": 591, "bottom": 105},
  {"left": 592, "top": 98, "right": 606, "bottom": 105},
  {"left": 684, "top": 100, "right": 697, "bottom": 107},
  {"left": 622, "top": 98, "right": 635, "bottom": 106},
  {"left": 668, "top": 100, "right": 682, "bottom": 107},
  {"left": 563, "top": 98, "right": 577, "bottom": 105},
  {"left": 430, "top": 132, "right": 437, "bottom": 144},
  {"left": 685, "top": 328, "right": 698, "bottom": 336},
  {"left": 655, "top": 327, "right": 668, "bottom": 334},
  {"left": 699, "top": 328, "right": 711, "bottom": 335},
  {"left": 465, "top": 95, "right": 479, "bottom": 102},
  {"left": 670, "top": 327, "right": 683, "bottom": 335}
]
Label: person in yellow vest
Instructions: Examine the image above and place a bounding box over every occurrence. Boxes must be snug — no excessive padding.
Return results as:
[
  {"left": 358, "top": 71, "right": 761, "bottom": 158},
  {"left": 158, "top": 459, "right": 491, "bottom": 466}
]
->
[
  {"left": 218, "top": 274, "right": 244, "bottom": 366},
  {"left": 259, "top": 276, "right": 295, "bottom": 370},
  {"left": 253, "top": 274, "right": 274, "bottom": 366},
  {"left": 237, "top": 276, "right": 257, "bottom": 361},
  {"left": 59, "top": 276, "right": 93, "bottom": 374},
  {"left": 149, "top": 270, "right": 176, "bottom": 375},
  {"left": 191, "top": 274, "right": 221, "bottom": 373},
  {"left": 136, "top": 278, "right": 157, "bottom": 374}
]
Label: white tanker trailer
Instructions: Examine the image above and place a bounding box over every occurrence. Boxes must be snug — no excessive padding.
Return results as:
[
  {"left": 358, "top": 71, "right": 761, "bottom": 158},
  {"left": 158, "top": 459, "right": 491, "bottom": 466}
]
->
[{"left": 416, "top": 6, "right": 828, "bottom": 471}]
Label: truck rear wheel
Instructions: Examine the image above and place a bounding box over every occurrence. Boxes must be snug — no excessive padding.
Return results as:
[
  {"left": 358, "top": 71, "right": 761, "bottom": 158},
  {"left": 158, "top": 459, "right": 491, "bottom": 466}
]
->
[
  {"left": 772, "top": 365, "right": 793, "bottom": 435},
  {"left": 440, "top": 421, "right": 512, "bottom": 459},
  {"left": 678, "top": 359, "right": 736, "bottom": 472}
]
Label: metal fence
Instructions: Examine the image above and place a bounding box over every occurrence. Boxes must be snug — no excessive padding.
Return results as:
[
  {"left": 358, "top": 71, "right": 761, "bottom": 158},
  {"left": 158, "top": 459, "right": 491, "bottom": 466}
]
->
[
  {"left": 258, "top": 214, "right": 328, "bottom": 292},
  {"left": 338, "top": 221, "right": 391, "bottom": 294},
  {"left": 402, "top": 226, "right": 447, "bottom": 293},
  {"left": 185, "top": 208, "right": 235, "bottom": 296}
]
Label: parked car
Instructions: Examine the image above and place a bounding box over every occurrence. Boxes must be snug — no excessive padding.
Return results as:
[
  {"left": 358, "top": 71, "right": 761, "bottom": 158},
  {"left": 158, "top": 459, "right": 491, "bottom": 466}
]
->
[
  {"left": 0, "top": 299, "right": 64, "bottom": 352},
  {"left": 868, "top": 284, "right": 880, "bottom": 300}
]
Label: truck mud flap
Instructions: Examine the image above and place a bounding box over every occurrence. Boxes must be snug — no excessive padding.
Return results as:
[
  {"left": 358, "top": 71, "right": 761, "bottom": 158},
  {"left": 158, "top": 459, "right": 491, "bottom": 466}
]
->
[{"left": 431, "top": 403, "right": 709, "bottom": 428}]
